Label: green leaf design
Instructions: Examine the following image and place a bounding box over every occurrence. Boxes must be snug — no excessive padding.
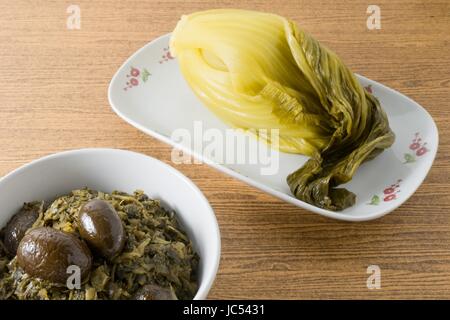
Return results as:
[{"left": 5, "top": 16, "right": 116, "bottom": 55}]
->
[
  {"left": 404, "top": 153, "right": 416, "bottom": 164},
  {"left": 142, "top": 68, "right": 151, "bottom": 82},
  {"left": 368, "top": 195, "right": 380, "bottom": 205}
]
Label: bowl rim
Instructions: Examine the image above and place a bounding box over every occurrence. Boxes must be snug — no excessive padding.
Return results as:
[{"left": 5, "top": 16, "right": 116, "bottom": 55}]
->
[{"left": 0, "top": 147, "right": 221, "bottom": 300}]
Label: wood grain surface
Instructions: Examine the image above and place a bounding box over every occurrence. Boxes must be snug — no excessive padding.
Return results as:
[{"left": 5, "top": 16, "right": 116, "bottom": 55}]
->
[{"left": 0, "top": 0, "right": 449, "bottom": 299}]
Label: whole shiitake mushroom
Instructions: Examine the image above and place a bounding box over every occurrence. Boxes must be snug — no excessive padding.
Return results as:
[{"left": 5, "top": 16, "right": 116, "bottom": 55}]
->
[
  {"left": 16, "top": 227, "right": 92, "bottom": 284},
  {"left": 78, "top": 199, "right": 125, "bottom": 260}
]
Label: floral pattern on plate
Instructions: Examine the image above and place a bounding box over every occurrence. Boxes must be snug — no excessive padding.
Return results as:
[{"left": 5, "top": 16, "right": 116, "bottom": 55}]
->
[
  {"left": 159, "top": 47, "right": 174, "bottom": 64},
  {"left": 368, "top": 179, "right": 402, "bottom": 205},
  {"left": 404, "top": 132, "right": 429, "bottom": 164},
  {"left": 123, "top": 66, "right": 151, "bottom": 91}
]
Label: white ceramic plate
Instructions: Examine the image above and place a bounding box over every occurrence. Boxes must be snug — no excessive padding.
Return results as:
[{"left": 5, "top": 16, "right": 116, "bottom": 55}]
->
[
  {"left": 108, "top": 33, "right": 438, "bottom": 222},
  {"left": 0, "top": 148, "right": 220, "bottom": 299}
]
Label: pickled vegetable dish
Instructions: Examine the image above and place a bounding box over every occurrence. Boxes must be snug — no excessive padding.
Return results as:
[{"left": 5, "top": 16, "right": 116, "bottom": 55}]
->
[
  {"left": 170, "top": 9, "right": 395, "bottom": 211},
  {"left": 0, "top": 189, "right": 199, "bottom": 300}
]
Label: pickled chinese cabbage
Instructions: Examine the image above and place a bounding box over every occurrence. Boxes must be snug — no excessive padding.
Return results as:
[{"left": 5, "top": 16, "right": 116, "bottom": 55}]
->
[{"left": 170, "top": 9, "right": 395, "bottom": 211}]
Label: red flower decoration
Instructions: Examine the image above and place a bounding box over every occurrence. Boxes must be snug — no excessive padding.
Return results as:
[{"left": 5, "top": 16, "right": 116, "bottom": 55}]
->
[
  {"left": 416, "top": 147, "right": 428, "bottom": 156},
  {"left": 130, "top": 78, "right": 139, "bottom": 86},
  {"left": 409, "top": 142, "right": 420, "bottom": 150},
  {"left": 384, "top": 194, "right": 397, "bottom": 201},
  {"left": 130, "top": 67, "right": 140, "bottom": 77},
  {"left": 404, "top": 133, "right": 429, "bottom": 163},
  {"left": 368, "top": 179, "right": 401, "bottom": 205},
  {"left": 123, "top": 67, "right": 151, "bottom": 91},
  {"left": 159, "top": 47, "right": 175, "bottom": 64},
  {"left": 383, "top": 187, "right": 395, "bottom": 195}
]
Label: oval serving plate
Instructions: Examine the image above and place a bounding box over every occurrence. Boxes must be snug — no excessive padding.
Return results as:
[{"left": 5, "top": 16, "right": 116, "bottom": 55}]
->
[{"left": 108, "top": 33, "right": 438, "bottom": 221}]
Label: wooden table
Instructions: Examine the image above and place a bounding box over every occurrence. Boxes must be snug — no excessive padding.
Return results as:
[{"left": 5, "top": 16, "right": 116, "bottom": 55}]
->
[{"left": 0, "top": 0, "right": 449, "bottom": 299}]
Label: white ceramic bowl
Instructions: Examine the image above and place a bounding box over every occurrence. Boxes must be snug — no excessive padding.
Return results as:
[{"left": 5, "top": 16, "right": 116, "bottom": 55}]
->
[{"left": 0, "top": 148, "right": 220, "bottom": 300}]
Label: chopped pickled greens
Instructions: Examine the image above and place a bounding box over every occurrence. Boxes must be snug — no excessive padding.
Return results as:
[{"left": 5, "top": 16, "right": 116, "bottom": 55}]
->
[
  {"left": 170, "top": 9, "right": 395, "bottom": 210},
  {"left": 0, "top": 189, "right": 199, "bottom": 300}
]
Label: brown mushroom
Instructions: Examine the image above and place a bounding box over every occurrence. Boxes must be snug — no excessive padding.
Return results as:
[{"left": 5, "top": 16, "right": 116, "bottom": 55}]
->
[
  {"left": 133, "top": 284, "right": 178, "bottom": 300},
  {"left": 16, "top": 227, "right": 92, "bottom": 284},
  {"left": 78, "top": 199, "right": 125, "bottom": 260},
  {"left": 2, "top": 201, "right": 42, "bottom": 256}
]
